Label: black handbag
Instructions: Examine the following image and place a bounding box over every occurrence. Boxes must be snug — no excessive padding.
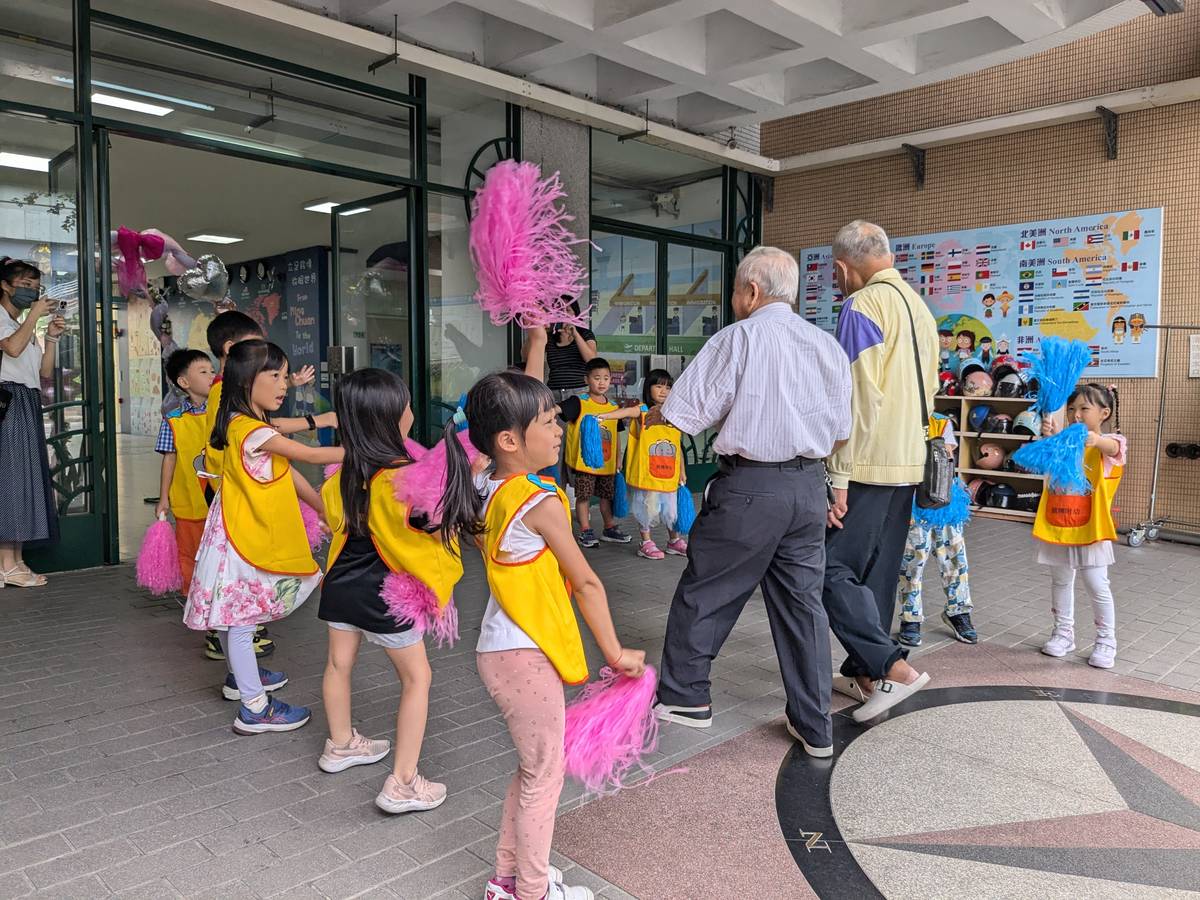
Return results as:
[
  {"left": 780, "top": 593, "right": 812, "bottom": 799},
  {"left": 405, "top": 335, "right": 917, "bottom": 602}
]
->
[{"left": 892, "top": 285, "right": 952, "bottom": 509}]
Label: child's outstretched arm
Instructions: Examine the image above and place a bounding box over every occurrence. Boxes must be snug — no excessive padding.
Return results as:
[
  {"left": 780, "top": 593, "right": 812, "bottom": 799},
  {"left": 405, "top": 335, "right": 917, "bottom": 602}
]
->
[
  {"left": 524, "top": 500, "right": 646, "bottom": 678},
  {"left": 524, "top": 327, "right": 548, "bottom": 381},
  {"left": 289, "top": 365, "right": 316, "bottom": 388},
  {"left": 291, "top": 468, "right": 324, "bottom": 516},
  {"left": 1088, "top": 432, "right": 1123, "bottom": 457},
  {"left": 260, "top": 432, "right": 344, "bottom": 467},
  {"left": 271, "top": 411, "right": 337, "bottom": 435},
  {"left": 155, "top": 452, "right": 176, "bottom": 519},
  {"left": 595, "top": 405, "right": 643, "bottom": 422}
]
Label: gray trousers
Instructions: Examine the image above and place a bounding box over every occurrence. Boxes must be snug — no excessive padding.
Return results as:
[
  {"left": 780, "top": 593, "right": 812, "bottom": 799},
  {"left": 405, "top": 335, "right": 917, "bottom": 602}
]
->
[{"left": 657, "top": 460, "right": 832, "bottom": 746}]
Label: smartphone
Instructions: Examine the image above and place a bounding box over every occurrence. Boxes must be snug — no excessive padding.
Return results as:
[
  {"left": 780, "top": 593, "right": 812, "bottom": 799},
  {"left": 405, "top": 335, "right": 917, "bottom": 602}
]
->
[{"left": 58, "top": 300, "right": 68, "bottom": 312}]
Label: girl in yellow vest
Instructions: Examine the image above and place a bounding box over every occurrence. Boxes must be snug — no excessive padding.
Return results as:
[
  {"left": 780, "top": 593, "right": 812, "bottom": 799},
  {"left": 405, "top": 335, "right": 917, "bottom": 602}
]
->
[
  {"left": 317, "top": 368, "right": 481, "bottom": 815},
  {"left": 597, "top": 369, "right": 688, "bottom": 560},
  {"left": 466, "top": 368, "right": 646, "bottom": 900},
  {"left": 1035, "top": 384, "right": 1126, "bottom": 669},
  {"left": 183, "top": 340, "right": 343, "bottom": 734}
]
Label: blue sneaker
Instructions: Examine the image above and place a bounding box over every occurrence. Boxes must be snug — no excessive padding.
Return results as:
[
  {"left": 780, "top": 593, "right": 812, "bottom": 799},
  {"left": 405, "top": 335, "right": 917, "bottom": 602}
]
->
[
  {"left": 942, "top": 611, "right": 979, "bottom": 644},
  {"left": 601, "top": 526, "right": 632, "bottom": 544},
  {"left": 221, "top": 667, "right": 288, "bottom": 701},
  {"left": 232, "top": 698, "right": 311, "bottom": 734},
  {"left": 898, "top": 621, "right": 922, "bottom": 647},
  {"left": 578, "top": 529, "right": 599, "bottom": 548}
]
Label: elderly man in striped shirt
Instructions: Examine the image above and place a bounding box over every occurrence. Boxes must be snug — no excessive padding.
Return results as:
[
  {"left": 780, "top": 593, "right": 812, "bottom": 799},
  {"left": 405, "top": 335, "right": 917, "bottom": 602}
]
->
[{"left": 645, "top": 246, "right": 851, "bottom": 758}]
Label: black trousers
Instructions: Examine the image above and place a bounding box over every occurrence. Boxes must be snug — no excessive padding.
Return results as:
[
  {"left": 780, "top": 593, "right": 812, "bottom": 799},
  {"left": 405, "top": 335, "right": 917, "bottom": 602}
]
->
[
  {"left": 823, "top": 482, "right": 914, "bottom": 680},
  {"left": 657, "top": 461, "right": 832, "bottom": 746}
]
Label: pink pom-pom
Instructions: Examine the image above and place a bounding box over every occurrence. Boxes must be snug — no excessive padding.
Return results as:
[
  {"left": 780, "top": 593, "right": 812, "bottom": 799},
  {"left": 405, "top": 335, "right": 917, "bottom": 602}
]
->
[
  {"left": 323, "top": 463, "right": 341, "bottom": 479},
  {"left": 300, "top": 501, "right": 327, "bottom": 551},
  {"left": 468, "top": 160, "right": 590, "bottom": 329},
  {"left": 136, "top": 518, "right": 182, "bottom": 595},
  {"left": 393, "top": 431, "right": 479, "bottom": 525},
  {"left": 404, "top": 437, "right": 429, "bottom": 461},
  {"left": 380, "top": 571, "right": 459, "bottom": 647},
  {"left": 564, "top": 666, "right": 660, "bottom": 795}
]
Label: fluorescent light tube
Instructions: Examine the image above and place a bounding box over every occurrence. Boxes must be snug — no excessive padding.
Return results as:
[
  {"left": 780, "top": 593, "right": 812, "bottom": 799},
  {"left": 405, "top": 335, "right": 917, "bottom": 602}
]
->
[
  {"left": 187, "top": 233, "right": 244, "bottom": 244},
  {"left": 182, "top": 130, "right": 304, "bottom": 158},
  {"left": 54, "top": 76, "right": 215, "bottom": 111},
  {"left": 91, "top": 92, "right": 173, "bottom": 116},
  {"left": 0, "top": 152, "right": 50, "bottom": 172},
  {"left": 338, "top": 207, "right": 371, "bottom": 217}
]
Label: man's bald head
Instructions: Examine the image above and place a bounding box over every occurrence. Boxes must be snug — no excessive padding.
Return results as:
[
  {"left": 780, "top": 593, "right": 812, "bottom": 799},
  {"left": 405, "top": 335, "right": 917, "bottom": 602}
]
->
[{"left": 832, "top": 220, "right": 894, "bottom": 297}]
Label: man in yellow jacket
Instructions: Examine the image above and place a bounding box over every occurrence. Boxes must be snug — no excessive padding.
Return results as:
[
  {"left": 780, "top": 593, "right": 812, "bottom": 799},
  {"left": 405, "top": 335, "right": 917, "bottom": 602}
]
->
[{"left": 823, "top": 220, "right": 936, "bottom": 723}]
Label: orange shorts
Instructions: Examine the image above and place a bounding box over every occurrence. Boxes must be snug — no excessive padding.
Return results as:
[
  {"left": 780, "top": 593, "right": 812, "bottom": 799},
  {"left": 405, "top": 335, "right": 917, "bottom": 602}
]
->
[{"left": 175, "top": 518, "right": 206, "bottom": 590}]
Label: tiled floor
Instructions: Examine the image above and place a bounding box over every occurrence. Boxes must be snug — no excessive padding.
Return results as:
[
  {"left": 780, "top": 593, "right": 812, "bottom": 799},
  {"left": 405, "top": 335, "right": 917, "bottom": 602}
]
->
[{"left": 2, "top": 516, "right": 1199, "bottom": 898}]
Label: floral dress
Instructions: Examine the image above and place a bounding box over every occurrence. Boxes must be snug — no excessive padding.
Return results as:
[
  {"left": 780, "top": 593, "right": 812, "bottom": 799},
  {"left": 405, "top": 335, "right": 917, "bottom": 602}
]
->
[{"left": 182, "top": 426, "right": 321, "bottom": 631}]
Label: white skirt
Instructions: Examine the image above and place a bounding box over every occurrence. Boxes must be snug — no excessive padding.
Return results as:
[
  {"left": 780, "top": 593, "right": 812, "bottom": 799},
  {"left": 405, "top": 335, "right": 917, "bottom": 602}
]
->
[{"left": 1034, "top": 538, "right": 1115, "bottom": 569}]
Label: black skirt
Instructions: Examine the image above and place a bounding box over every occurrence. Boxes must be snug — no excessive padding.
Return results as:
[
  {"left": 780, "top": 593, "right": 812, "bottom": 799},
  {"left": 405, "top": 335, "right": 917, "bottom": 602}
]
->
[
  {"left": 0, "top": 383, "right": 59, "bottom": 545},
  {"left": 318, "top": 535, "right": 412, "bottom": 635}
]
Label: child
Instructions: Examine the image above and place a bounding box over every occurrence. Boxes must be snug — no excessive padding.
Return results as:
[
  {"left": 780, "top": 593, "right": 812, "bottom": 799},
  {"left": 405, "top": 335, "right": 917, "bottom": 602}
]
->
[
  {"left": 558, "top": 357, "right": 631, "bottom": 548},
  {"left": 201, "top": 311, "right": 332, "bottom": 661},
  {"left": 467, "top": 369, "right": 646, "bottom": 900},
  {"left": 154, "top": 349, "right": 216, "bottom": 591},
  {"left": 183, "top": 340, "right": 343, "bottom": 733},
  {"left": 596, "top": 369, "right": 688, "bottom": 560},
  {"left": 1036, "top": 384, "right": 1125, "bottom": 669},
  {"left": 318, "top": 368, "right": 479, "bottom": 814},
  {"left": 895, "top": 413, "right": 976, "bottom": 647}
]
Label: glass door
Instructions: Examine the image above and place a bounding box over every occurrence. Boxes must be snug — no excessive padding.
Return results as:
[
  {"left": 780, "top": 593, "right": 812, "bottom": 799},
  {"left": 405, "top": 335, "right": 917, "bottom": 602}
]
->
[{"left": 331, "top": 189, "right": 412, "bottom": 392}]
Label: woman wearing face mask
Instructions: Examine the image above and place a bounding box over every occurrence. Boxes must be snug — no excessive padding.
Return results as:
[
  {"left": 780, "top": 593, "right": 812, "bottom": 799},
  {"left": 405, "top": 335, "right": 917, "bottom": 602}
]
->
[{"left": 0, "top": 258, "right": 65, "bottom": 586}]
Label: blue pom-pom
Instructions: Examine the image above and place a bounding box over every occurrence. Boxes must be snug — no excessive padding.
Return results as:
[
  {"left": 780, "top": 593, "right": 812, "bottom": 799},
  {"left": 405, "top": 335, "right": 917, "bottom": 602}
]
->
[
  {"left": 580, "top": 415, "right": 605, "bottom": 469},
  {"left": 453, "top": 392, "right": 469, "bottom": 431},
  {"left": 613, "top": 472, "right": 629, "bottom": 518},
  {"left": 675, "top": 484, "right": 696, "bottom": 535},
  {"left": 1012, "top": 423, "right": 1091, "bottom": 493},
  {"left": 1020, "top": 337, "right": 1091, "bottom": 415},
  {"left": 913, "top": 479, "right": 972, "bottom": 529}
]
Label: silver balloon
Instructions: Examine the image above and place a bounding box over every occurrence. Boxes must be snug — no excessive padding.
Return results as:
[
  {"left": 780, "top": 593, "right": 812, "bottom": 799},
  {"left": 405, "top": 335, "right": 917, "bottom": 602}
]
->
[{"left": 178, "top": 254, "right": 229, "bottom": 303}]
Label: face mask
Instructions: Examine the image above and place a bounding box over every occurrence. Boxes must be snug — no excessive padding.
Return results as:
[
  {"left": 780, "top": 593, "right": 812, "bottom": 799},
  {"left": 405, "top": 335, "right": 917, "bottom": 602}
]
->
[{"left": 10, "top": 286, "right": 38, "bottom": 309}]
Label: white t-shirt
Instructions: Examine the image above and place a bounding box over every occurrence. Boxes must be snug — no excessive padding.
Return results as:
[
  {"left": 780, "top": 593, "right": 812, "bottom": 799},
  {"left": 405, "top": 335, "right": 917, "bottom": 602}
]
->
[
  {"left": 0, "top": 312, "right": 44, "bottom": 389},
  {"left": 475, "top": 473, "right": 556, "bottom": 653}
]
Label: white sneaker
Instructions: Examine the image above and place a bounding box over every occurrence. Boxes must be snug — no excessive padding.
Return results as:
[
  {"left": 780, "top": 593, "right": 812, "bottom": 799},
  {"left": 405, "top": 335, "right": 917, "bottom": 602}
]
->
[
  {"left": 784, "top": 719, "right": 833, "bottom": 758},
  {"left": 851, "top": 672, "right": 931, "bottom": 723},
  {"left": 1041, "top": 630, "right": 1076, "bottom": 658},
  {"left": 548, "top": 882, "right": 594, "bottom": 900},
  {"left": 483, "top": 868, "right": 568, "bottom": 900},
  {"left": 652, "top": 701, "right": 712, "bottom": 728},
  {"left": 1089, "top": 642, "right": 1116, "bottom": 669}
]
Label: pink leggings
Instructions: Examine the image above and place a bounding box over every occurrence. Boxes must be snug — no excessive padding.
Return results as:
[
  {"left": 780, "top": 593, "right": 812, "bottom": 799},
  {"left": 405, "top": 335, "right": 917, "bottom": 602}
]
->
[{"left": 477, "top": 649, "right": 565, "bottom": 900}]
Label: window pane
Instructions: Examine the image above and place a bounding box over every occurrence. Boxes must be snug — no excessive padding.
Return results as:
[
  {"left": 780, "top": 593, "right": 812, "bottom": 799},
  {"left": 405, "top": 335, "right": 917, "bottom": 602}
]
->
[
  {"left": 0, "top": 113, "right": 90, "bottom": 514},
  {"left": 426, "top": 77, "right": 508, "bottom": 190},
  {"left": 0, "top": 0, "right": 76, "bottom": 111},
  {"left": 591, "top": 231, "right": 656, "bottom": 356},
  {"left": 666, "top": 244, "right": 723, "bottom": 356},
  {"left": 427, "top": 193, "right": 507, "bottom": 439},
  {"left": 89, "top": 26, "right": 413, "bottom": 177}
]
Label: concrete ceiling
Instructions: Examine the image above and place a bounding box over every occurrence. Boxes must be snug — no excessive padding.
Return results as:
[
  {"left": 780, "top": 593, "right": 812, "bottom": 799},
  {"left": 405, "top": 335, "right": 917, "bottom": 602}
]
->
[{"left": 273, "top": 0, "right": 1148, "bottom": 132}]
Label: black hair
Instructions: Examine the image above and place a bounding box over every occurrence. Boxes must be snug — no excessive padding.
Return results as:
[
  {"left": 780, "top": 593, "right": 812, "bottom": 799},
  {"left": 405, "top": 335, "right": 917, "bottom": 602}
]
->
[
  {"left": 979, "top": 336, "right": 993, "bottom": 344},
  {"left": 466, "top": 370, "right": 557, "bottom": 460},
  {"left": 209, "top": 340, "right": 288, "bottom": 451},
  {"left": 166, "top": 348, "right": 212, "bottom": 388},
  {"left": 937, "top": 328, "right": 953, "bottom": 337},
  {"left": 1068, "top": 382, "right": 1121, "bottom": 433},
  {"left": 0, "top": 257, "right": 40, "bottom": 289},
  {"left": 206, "top": 310, "right": 263, "bottom": 359},
  {"left": 586, "top": 357, "right": 611, "bottom": 374},
  {"left": 642, "top": 368, "right": 674, "bottom": 407}
]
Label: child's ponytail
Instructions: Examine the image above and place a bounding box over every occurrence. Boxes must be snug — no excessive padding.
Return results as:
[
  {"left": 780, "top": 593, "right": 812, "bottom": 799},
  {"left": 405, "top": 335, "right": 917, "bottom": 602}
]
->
[
  {"left": 438, "top": 417, "right": 484, "bottom": 551},
  {"left": 1107, "top": 384, "right": 1121, "bottom": 433}
]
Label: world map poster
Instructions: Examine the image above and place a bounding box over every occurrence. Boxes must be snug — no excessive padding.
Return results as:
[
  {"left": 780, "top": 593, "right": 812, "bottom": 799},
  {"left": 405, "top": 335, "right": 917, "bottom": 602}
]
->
[{"left": 800, "top": 207, "right": 1163, "bottom": 378}]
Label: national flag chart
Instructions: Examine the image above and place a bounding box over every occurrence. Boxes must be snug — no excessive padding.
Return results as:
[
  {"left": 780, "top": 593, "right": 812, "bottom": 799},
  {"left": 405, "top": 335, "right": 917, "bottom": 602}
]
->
[{"left": 800, "top": 207, "right": 1163, "bottom": 377}]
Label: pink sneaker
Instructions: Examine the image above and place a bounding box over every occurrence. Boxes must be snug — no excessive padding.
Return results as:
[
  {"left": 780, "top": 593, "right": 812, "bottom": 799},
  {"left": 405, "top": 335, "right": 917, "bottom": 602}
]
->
[
  {"left": 318, "top": 729, "right": 391, "bottom": 773},
  {"left": 637, "top": 540, "right": 665, "bottom": 560},
  {"left": 665, "top": 538, "right": 688, "bottom": 556},
  {"left": 374, "top": 771, "right": 446, "bottom": 814}
]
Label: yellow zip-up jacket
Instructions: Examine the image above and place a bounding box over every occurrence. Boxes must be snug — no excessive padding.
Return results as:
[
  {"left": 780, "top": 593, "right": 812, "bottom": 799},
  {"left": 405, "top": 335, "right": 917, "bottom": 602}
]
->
[{"left": 826, "top": 269, "right": 938, "bottom": 490}]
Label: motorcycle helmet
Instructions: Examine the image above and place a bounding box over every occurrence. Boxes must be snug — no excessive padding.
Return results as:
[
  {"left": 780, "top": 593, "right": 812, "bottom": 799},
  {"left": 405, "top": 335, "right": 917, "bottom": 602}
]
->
[
  {"left": 1013, "top": 409, "right": 1042, "bottom": 436},
  {"left": 983, "top": 413, "right": 1014, "bottom": 435},
  {"left": 938, "top": 370, "right": 959, "bottom": 396},
  {"left": 968, "top": 479, "right": 993, "bottom": 506},
  {"left": 993, "top": 371, "right": 1027, "bottom": 398},
  {"left": 967, "top": 404, "right": 993, "bottom": 433},
  {"left": 975, "top": 442, "right": 1007, "bottom": 470},
  {"left": 1013, "top": 490, "right": 1042, "bottom": 512},
  {"left": 987, "top": 483, "right": 1018, "bottom": 509},
  {"left": 944, "top": 410, "right": 961, "bottom": 433},
  {"left": 960, "top": 358, "right": 994, "bottom": 397}
]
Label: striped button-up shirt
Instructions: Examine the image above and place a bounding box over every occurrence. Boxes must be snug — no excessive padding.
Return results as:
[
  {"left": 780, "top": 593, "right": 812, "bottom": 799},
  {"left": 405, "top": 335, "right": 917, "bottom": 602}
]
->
[{"left": 662, "top": 301, "right": 852, "bottom": 462}]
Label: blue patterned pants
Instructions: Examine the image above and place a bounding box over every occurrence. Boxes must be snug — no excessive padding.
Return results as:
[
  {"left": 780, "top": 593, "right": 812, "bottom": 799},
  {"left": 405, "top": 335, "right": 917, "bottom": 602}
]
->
[{"left": 897, "top": 521, "right": 971, "bottom": 623}]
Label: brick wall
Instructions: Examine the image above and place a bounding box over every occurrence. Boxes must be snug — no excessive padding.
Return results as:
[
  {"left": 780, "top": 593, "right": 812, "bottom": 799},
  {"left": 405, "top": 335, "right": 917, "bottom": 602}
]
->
[
  {"left": 761, "top": 6, "right": 1200, "bottom": 159},
  {"left": 763, "top": 100, "right": 1200, "bottom": 530}
]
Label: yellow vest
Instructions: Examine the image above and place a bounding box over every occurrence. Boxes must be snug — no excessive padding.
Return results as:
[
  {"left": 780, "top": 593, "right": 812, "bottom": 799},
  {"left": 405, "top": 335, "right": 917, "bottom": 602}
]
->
[
  {"left": 483, "top": 474, "right": 588, "bottom": 684},
  {"left": 322, "top": 468, "right": 463, "bottom": 607},
  {"left": 625, "top": 409, "right": 683, "bottom": 493},
  {"left": 166, "top": 407, "right": 212, "bottom": 521},
  {"left": 1033, "top": 445, "right": 1123, "bottom": 546},
  {"left": 928, "top": 415, "right": 949, "bottom": 440},
  {"left": 220, "top": 414, "right": 318, "bottom": 576},
  {"left": 205, "top": 378, "right": 224, "bottom": 481},
  {"left": 565, "top": 394, "right": 618, "bottom": 475}
]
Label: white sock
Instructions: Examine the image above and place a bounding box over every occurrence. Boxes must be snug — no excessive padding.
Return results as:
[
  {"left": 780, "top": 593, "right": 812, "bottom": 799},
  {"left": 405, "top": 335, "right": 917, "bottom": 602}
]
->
[{"left": 244, "top": 692, "right": 268, "bottom": 713}]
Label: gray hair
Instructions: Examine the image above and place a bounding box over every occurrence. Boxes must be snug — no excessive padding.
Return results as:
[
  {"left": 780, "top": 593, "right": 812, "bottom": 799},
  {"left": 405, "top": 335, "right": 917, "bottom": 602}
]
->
[
  {"left": 833, "top": 220, "right": 891, "bottom": 263},
  {"left": 735, "top": 246, "right": 799, "bottom": 303}
]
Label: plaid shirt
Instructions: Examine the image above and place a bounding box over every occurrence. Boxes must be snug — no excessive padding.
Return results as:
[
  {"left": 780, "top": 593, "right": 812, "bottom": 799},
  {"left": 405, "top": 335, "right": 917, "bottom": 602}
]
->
[{"left": 155, "top": 397, "right": 207, "bottom": 454}]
